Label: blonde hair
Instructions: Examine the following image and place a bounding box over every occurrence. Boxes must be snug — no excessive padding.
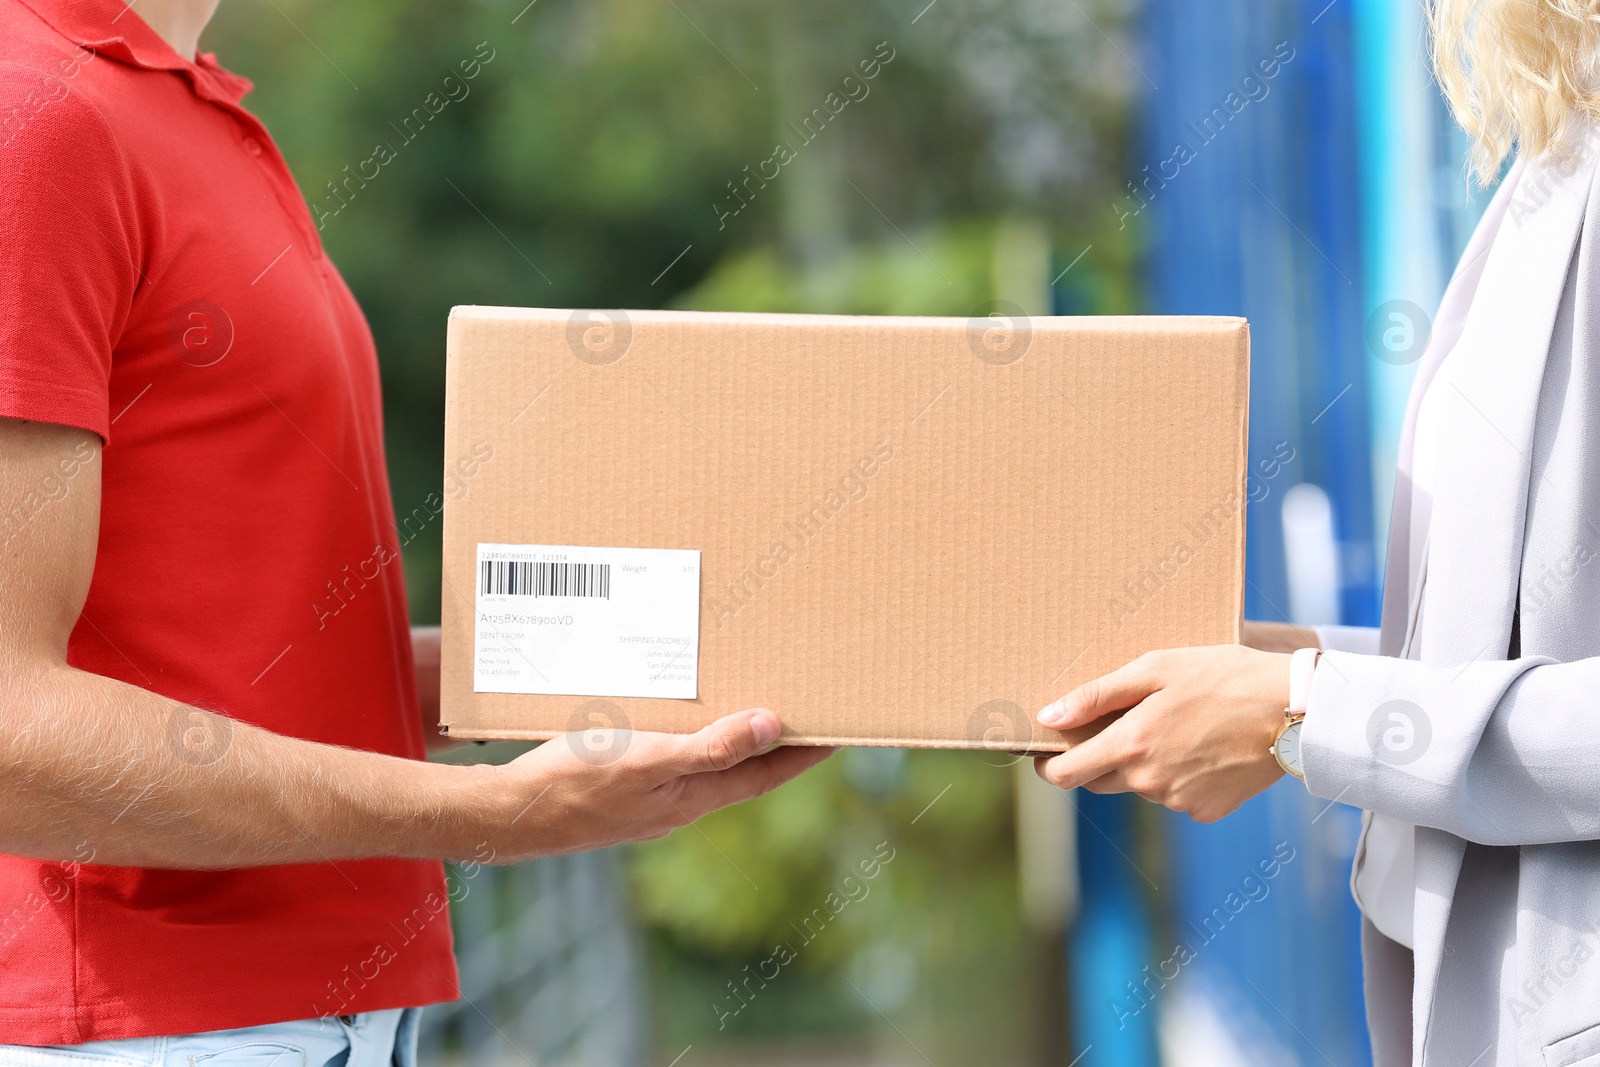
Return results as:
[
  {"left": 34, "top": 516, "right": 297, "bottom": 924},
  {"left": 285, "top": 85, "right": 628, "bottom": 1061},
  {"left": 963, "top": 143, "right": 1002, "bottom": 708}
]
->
[{"left": 1430, "top": 0, "right": 1600, "bottom": 182}]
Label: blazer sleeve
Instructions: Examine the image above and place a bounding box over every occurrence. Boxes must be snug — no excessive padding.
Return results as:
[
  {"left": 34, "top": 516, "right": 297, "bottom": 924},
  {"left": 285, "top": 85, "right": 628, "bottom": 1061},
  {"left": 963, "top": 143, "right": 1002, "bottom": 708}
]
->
[{"left": 1301, "top": 651, "right": 1600, "bottom": 845}]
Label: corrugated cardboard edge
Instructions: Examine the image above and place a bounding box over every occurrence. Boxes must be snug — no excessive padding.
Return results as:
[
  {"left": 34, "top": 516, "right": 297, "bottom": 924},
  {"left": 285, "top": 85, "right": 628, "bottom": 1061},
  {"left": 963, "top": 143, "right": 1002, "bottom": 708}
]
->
[
  {"left": 1226, "top": 319, "right": 1250, "bottom": 647},
  {"left": 439, "top": 308, "right": 1252, "bottom": 748},
  {"left": 442, "top": 727, "right": 1057, "bottom": 751},
  {"left": 446, "top": 305, "right": 1249, "bottom": 334}
]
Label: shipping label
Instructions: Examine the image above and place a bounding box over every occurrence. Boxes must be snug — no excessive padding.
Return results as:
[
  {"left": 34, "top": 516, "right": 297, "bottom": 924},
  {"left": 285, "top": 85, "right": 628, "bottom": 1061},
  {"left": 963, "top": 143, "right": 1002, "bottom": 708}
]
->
[{"left": 473, "top": 543, "right": 700, "bottom": 699}]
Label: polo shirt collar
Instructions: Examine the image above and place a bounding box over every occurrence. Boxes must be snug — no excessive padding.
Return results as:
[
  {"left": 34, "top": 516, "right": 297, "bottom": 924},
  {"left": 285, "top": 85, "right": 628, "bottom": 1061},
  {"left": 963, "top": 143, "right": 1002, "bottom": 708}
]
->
[{"left": 17, "top": 0, "right": 254, "bottom": 105}]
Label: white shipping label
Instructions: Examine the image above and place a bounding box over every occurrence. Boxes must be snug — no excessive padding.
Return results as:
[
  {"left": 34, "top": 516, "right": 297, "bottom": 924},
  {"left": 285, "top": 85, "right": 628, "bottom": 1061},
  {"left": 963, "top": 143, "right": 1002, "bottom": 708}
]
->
[{"left": 473, "top": 543, "right": 701, "bottom": 699}]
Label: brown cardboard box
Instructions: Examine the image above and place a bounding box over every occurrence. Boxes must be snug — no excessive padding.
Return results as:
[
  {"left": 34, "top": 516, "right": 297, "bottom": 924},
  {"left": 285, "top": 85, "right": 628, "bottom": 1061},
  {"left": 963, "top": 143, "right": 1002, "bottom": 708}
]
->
[{"left": 439, "top": 306, "right": 1248, "bottom": 752}]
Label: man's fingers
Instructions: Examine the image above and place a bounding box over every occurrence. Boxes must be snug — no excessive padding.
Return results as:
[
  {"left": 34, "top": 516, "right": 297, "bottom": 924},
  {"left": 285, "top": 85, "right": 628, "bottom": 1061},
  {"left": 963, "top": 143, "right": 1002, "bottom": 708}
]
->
[
  {"left": 1037, "top": 653, "right": 1162, "bottom": 731},
  {"left": 672, "top": 745, "right": 836, "bottom": 820},
  {"left": 651, "top": 708, "right": 783, "bottom": 779}
]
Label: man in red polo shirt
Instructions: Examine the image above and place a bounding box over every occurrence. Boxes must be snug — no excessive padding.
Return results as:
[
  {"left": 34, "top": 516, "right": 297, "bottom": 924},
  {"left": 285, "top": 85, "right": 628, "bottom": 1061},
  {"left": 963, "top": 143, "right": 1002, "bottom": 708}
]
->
[{"left": 0, "top": 0, "right": 830, "bottom": 1059}]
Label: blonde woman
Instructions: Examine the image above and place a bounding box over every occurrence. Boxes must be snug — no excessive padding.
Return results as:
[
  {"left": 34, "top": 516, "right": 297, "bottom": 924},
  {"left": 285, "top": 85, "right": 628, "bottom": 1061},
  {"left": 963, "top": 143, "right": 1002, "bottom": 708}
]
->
[{"left": 1034, "top": 4, "right": 1600, "bottom": 1064}]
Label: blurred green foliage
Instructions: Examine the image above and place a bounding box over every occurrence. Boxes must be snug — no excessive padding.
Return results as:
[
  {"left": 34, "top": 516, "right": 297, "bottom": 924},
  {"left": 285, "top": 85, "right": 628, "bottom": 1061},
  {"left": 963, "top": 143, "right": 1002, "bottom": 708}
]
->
[
  {"left": 636, "top": 748, "right": 1042, "bottom": 1062},
  {"left": 205, "top": 0, "right": 1131, "bottom": 1060}
]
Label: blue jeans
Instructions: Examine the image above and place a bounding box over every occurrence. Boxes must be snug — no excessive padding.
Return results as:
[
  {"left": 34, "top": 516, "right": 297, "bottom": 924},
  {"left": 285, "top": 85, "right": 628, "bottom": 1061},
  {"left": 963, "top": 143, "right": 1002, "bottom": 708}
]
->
[{"left": 0, "top": 1008, "right": 420, "bottom": 1067}]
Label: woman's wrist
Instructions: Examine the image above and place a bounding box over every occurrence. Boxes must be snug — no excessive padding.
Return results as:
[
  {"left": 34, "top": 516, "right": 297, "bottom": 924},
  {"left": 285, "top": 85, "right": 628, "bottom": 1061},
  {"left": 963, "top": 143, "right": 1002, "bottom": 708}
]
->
[{"left": 1266, "top": 648, "right": 1320, "bottom": 782}]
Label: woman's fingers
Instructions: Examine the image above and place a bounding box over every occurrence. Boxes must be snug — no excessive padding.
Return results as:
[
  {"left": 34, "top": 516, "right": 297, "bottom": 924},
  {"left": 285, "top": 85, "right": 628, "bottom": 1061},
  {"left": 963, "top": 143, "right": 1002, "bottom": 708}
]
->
[
  {"left": 1034, "top": 721, "right": 1142, "bottom": 792},
  {"left": 1037, "top": 652, "right": 1164, "bottom": 731}
]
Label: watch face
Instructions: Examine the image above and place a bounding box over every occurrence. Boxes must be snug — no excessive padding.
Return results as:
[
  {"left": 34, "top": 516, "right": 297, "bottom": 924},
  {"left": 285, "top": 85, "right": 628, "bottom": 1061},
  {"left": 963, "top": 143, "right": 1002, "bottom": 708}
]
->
[{"left": 1274, "top": 719, "right": 1305, "bottom": 779}]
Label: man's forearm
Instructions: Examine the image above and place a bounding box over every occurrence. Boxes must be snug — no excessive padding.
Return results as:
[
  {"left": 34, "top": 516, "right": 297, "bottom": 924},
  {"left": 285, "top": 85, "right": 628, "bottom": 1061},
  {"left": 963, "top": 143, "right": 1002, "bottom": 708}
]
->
[
  {"left": 0, "top": 662, "right": 500, "bottom": 869},
  {"left": 0, "top": 421, "right": 830, "bottom": 873}
]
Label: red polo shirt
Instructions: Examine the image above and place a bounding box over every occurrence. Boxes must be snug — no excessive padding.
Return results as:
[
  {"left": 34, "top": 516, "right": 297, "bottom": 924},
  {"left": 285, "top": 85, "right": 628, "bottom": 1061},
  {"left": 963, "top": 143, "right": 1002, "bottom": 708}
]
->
[{"left": 0, "top": 0, "right": 458, "bottom": 1042}]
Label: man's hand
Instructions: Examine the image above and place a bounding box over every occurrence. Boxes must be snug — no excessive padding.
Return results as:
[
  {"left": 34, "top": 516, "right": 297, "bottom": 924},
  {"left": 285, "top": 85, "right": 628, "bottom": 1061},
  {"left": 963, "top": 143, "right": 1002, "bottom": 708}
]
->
[
  {"left": 464, "top": 710, "right": 834, "bottom": 863},
  {"left": 1032, "top": 646, "right": 1291, "bottom": 823},
  {"left": 0, "top": 415, "right": 829, "bottom": 868}
]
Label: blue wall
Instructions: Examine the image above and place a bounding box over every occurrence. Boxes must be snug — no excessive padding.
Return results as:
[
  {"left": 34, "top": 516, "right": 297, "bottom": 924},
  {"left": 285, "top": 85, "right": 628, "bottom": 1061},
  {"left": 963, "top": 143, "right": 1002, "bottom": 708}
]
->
[
  {"left": 1136, "top": 3, "right": 1374, "bottom": 1061},
  {"left": 1136, "top": 5, "right": 1374, "bottom": 1062}
]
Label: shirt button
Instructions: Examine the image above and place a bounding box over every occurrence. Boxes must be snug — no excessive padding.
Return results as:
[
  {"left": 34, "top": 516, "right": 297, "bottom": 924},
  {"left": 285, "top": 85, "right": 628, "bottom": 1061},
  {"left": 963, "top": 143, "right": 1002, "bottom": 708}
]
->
[{"left": 243, "top": 137, "right": 263, "bottom": 157}]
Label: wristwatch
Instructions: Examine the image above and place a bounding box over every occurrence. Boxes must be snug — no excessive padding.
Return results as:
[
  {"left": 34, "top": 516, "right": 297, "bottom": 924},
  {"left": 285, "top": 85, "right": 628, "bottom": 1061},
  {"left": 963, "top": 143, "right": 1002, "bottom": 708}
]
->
[{"left": 1270, "top": 647, "right": 1321, "bottom": 781}]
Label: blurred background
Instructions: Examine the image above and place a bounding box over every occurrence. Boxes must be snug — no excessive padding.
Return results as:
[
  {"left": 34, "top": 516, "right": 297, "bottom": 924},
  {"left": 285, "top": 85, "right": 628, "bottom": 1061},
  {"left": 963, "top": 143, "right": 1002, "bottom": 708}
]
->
[{"left": 205, "top": 0, "right": 1487, "bottom": 1063}]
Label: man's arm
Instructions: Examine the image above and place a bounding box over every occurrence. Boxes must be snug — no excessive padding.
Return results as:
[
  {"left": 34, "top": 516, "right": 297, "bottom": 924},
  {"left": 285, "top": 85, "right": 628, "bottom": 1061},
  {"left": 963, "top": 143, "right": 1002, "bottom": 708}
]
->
[{"left": 0, "top": 418, "right": 830, "bottom": 869}]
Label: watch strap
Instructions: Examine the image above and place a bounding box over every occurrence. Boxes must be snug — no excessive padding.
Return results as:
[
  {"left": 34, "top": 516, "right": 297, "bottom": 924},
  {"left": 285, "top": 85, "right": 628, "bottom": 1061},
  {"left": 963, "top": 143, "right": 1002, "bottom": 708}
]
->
[{"left": 1287, "top": 646, "right": 1321, "bottom": 716}]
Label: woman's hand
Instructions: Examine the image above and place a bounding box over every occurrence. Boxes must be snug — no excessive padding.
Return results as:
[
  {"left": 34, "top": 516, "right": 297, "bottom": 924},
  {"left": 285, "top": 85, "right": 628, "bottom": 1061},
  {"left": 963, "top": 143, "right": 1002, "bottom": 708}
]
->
[{"left": 1033, "top": 646, "right": 1293, "bottom": 822}]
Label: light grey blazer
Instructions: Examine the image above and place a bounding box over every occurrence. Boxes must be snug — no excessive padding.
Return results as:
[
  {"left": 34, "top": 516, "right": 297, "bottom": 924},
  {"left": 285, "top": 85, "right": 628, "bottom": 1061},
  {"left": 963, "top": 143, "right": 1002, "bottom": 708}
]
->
[{"left": 1302, "top": 137, "right": 1600, "bottom": 1067}]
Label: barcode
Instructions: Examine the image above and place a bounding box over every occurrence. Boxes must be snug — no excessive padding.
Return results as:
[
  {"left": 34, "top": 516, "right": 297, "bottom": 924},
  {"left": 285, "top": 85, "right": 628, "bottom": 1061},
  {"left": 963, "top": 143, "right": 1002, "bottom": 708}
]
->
[{"left": 480, "top": 560, "right": 611, "bottom": 599}]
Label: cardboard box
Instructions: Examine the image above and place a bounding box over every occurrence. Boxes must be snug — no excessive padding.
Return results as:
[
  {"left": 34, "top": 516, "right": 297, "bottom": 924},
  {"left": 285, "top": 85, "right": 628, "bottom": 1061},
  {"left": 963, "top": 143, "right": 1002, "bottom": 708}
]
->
[{"left": 439, "top": 307, "right": 1248, "bottom": 752}]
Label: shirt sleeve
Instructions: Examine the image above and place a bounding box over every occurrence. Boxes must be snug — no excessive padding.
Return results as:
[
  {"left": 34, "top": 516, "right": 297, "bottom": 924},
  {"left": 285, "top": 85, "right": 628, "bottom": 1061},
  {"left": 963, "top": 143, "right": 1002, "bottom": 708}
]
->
[{"left": 0, "top": 62, "right": 141, "bottom": 441}]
